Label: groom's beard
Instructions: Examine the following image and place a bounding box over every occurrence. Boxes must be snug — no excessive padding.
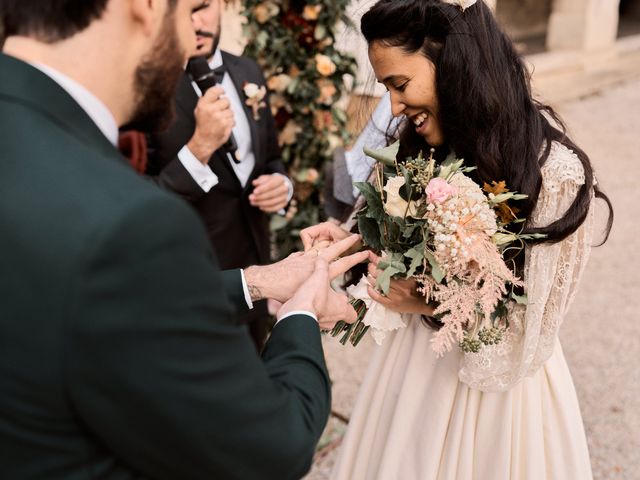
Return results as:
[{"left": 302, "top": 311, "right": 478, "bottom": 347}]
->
[{"left": 124, "top": 13, "right": 185, "bottom": 133}]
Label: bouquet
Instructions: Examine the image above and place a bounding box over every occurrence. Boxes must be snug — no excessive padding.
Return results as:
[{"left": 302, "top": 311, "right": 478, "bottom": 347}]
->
[{"left": 331, "top": 143, "right": 545, "bottom": 356}]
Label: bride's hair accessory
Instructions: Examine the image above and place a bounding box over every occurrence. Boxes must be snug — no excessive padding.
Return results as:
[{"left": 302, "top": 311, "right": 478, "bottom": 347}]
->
[{"left": 442, "top": 0, "right": 477, "bottom": 11}]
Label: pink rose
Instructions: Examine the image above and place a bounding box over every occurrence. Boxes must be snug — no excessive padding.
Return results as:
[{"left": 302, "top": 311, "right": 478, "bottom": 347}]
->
[{"left": 425, "top": 177, "right": 457, "bottom": 204}]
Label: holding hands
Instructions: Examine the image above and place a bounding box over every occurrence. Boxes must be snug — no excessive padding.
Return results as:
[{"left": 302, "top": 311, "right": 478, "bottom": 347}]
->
[
  {"left": 300, "top": 221, "right": 362, "bottom": 256},
  {"left": 299, "top": 222, "right": 434, "bottom": 317},
  {"left": 244, "top": 233, "right": 369, "bottom": 328}
]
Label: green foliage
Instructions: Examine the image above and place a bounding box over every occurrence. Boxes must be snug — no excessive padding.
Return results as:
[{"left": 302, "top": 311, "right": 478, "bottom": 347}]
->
[
  {"left": 242, "top": 0, "right": 357, "bottom": 258},
  {"left": 363, "top": 142, "right": 399, "bottom": 167}
]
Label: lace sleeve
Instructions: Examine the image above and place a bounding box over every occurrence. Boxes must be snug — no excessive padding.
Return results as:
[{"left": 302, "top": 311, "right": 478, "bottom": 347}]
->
[{"left": 458, "top": 142, "right": 595, "bottom": 391}]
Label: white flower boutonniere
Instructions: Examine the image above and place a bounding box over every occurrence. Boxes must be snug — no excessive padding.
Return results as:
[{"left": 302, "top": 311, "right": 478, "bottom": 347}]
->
[
  {"left": 442, "top": 0, "right": 477, "bottom": 11},
  {"left": 243, "top": 82, "right": 267, "bottom": 121}
]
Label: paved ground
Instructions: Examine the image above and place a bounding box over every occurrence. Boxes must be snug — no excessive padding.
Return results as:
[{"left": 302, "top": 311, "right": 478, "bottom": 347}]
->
[{"left": 305, "top": 54, "right": 640, "bottom": 480}]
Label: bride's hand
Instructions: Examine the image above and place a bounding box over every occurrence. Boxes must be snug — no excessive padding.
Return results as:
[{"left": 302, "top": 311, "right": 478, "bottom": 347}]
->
[
  {"left": 300, "top": 221, "right": 362, "bottom": 255},
  {"left": 367, "top": 257, "right": 435, "bottom": 316}
]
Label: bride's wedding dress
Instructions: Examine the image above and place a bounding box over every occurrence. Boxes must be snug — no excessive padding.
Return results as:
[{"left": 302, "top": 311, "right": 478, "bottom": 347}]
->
[{"left": 332, "top": 141, "right": 594, "bottom": 480}]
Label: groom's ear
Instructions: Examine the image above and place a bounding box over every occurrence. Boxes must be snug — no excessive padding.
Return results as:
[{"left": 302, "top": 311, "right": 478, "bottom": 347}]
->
[{"left": 128, "top": 0, "right": 168, "bottom": 38}]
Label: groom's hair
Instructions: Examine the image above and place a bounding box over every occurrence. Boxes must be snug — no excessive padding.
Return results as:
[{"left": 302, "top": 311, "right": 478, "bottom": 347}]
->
[
  {"left": 1, "top": 0, "right": 178, "bottom": 43},
  {"left": 1, "top": 0, "right": 110, "bottom": 43}
]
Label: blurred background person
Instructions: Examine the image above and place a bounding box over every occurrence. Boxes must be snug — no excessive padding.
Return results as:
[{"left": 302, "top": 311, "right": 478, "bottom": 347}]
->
[{"left": 145, "top": 0, "right": 292, "bottom": 350}]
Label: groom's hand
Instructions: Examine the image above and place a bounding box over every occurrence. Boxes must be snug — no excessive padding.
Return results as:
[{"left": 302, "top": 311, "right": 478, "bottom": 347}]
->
[
  {"left": 244, "top": 234, "right": 368, "bottom": 304},
  {"left": 277, "top": 258, "right": 357, "bottom": 328}
]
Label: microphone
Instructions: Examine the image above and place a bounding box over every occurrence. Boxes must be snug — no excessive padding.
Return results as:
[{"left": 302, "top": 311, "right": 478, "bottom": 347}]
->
[{"left": 186, "top": 56, "right": 240, "bottom": 164}]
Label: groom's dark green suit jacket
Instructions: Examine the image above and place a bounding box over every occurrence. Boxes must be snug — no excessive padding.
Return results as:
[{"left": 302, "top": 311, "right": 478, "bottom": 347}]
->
[{"left": 0, "top": 53, "right": 330, "bottom": 480}]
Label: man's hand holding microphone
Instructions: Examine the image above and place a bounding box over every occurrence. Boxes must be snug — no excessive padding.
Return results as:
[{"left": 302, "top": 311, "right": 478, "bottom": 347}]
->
[{"left": 187, "top": 85, "right": 235, "bottom": 164}]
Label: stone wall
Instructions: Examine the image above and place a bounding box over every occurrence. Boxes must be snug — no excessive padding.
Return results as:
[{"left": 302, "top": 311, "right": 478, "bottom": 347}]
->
[{"left": 496, "top": 0, "right": 552, "bottom": 40}]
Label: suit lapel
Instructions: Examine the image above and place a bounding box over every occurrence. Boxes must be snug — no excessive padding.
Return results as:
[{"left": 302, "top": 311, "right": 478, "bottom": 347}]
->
[
  {"left": 222, "top": 52, "right": 261, "bottom": 191},
  {"left": 175, "top": 73, "right": 198, "bottom": 128},
  {"left": 0, "top": 54, "right": 120, "bottom": 160}
]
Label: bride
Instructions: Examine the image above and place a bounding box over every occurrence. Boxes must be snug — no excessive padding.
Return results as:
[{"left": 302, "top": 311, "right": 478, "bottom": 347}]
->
[{"left": 302, "top": 0, "right": 613, "bottom": 479}]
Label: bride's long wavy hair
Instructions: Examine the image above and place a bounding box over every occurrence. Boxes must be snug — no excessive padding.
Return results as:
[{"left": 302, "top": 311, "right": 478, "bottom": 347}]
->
[{"left": 360, "top": 0, "right": 613, "bottom": 247}]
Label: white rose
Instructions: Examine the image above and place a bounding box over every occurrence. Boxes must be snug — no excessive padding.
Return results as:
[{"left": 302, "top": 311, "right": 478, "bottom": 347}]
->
[{"left": 383, "top": 176, "right": 420, "bottom": 218}]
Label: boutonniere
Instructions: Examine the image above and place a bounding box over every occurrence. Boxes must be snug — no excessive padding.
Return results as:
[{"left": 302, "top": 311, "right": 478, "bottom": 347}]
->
[{"left": 243, "top": 82, "right": 267, "bottom": 121}]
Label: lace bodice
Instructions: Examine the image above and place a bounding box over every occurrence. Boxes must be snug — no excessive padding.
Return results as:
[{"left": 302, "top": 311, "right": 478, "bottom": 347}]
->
[{"left": 458, "top": 142, "right": 594, "bottom": 391}]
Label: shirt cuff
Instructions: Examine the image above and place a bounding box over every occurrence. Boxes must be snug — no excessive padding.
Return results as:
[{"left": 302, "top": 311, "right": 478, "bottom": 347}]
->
[
  {"left": 177, "top": 145, "right": 219, "bottom": 192},
  {"left": 276, "top": 310, "right": 318, "bottom": 325},
  {"left": 272, "top": 173, "right": 294, "bottom": 216},
  {"left": 239, "top": 269, "right": 254, "bottom": 310}
]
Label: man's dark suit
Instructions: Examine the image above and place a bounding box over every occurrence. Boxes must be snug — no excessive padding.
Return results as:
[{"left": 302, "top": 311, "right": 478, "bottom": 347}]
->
[
  {"left": 146, "top": 51, "right": 284, "bottom": 269},
  {"left": 146, "top": 51, "right": 285, "bottom": 348},
  {"left": 0, "top": 53, "right": 329, "bottom": 480}
]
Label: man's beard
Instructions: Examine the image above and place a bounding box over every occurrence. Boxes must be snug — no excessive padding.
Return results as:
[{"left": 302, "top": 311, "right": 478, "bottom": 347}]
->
[
  {"left": 124, "top": 13, "right": 185, "bottom": 133},
  {"left": 194, "top": 25, "right": 220, "bottom": 61}
]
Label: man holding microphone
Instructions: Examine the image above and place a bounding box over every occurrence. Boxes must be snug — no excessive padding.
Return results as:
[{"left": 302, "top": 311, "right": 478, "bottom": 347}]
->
[{"left": 146, "top": 0, "right": 291, "bottom": 350}]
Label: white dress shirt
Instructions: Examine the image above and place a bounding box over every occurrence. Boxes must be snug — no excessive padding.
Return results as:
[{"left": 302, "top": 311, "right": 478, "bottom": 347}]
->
[
  {"left": 32, "top": 62, "right": 119, "bottom": 147},
  {"left": 177, "top": 49, "right": 256, "bottom": 190}
]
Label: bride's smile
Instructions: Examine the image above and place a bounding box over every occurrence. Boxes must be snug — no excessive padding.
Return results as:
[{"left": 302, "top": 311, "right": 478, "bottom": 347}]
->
[
  {"left": 369, "top": 41, "right": 444, "bottom": 146},
  {"left": 411, "top": 111, "right": 430, "bottom": 135}
]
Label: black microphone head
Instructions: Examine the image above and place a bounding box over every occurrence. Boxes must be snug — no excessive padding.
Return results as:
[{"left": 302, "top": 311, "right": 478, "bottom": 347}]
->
[
  {"left": 186, "top": 56, "right": 210, "bottom": 78},
  {"left": 186, "top": 56, "right": 217, "bottom": 92}
]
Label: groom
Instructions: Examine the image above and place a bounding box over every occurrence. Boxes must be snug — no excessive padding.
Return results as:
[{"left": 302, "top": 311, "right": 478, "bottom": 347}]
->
[{"left": 0, "top": 0, "right": 365, "bottom": 478}]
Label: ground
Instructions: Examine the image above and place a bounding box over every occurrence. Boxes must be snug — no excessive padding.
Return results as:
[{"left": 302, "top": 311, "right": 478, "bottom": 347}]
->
[{"left": 305, "top": 52, "right": 640, "bottom": 480}]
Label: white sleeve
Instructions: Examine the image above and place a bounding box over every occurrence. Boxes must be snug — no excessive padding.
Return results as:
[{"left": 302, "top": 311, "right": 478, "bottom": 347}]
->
[
  {"left": 240, "top": 271, "right": 317, "bottom": 324},
  {"left": 346, "top": 92, "right": 400, "bottom": 198},
  {"left": 239, "top": 269, "right": 254, "bottom": 310},
  {"left": 177, "top": 145, "right": 219, "bottom": 192},
  {"left": 459, "top": 143, "right": 594, "bottom": 391},
  {"left": 271, "top": 173, "right": 294, "bottom": 216}
]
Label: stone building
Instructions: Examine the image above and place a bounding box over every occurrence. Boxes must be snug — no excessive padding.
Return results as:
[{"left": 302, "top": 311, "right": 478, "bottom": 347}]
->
[
  {"left": 220, "top": 0, "right": 640, "bottom": 85},
  {"left": 496, "top": 0, "right": 640, "bottom": 53}
]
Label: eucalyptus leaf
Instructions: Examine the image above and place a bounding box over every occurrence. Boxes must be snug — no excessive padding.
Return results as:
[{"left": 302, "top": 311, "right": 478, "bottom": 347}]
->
[
  {"left": 492, "top": 231, "right": 518, "bottom": 246},
  {"left": 518, "top": 233, "right": 548, "bottom": 241},
  {"left": 358, "top": 216, "right": 384, "bottom": 251},
  {"left": 510, "top": 193, "right": 529, "bottom": 201},
  {"left": 363, "top": 141, "right": 399, "bottom": 167},
  {"left": 511, "top": 293, "right": 528, "bottom": 305},
  {"left": 438, "top": 154, "right": 464, "bottom": 179},
  {"left": 376, "top": 261, "right": 406, "bottom": 294},
  {"left": 355, "top": 182, "right": 384, "bottom": 220},
  {"left": 405, "top": 243, "right": 425, "bottom": 277},
  {"left": 402, "top": 223, "right": 419, "bottom": 239},
  {"left": 389, "top": 252, "right": 406, "bottom": 265},
  {"left": 377, "top": 260, "right": 390, "bottom": 270},
  {"left": 424, "top": 250, "right": 445, "bottom": 283},
  {"left": 398, "top": 165, "right": 421, "bottom": 203}
]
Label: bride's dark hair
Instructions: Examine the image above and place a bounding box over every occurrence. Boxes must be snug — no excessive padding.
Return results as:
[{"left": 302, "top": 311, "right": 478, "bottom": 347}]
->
[{"left": 361, "top": 0, "right": 613, "bottom": 246}]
